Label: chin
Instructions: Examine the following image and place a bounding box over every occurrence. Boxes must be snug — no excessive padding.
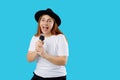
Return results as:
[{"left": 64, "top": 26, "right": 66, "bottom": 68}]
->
[
  {"left": 42, "top": 32, "right": 48, "bottom": 34},
  {"left": 42, "top": 30, "right": 50, "bottom": 34}
]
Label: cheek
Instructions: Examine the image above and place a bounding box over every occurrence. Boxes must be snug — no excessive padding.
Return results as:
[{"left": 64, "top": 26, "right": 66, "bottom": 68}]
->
[
  {"left": 49, "top": 24, "right": 54, "bottom": 29},
  {"left": 39, "top": 23, "right": 42, "bottom": 28},
  {"left": 39, "top": 22, "right": 42, "bottom": 25}
]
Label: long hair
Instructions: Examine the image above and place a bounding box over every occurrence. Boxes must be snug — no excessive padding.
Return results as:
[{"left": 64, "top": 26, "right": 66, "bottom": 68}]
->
[{"left": 35, "top": 15, "right": 63, "bottom": 37}]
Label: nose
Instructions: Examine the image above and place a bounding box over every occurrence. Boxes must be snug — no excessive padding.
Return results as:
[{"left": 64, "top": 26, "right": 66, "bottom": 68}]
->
[{"left": 44, "top": 21, "right": 48, "bottom": 25}]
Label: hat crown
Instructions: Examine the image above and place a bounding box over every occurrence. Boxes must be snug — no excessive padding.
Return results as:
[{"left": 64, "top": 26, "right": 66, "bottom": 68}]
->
[{"left": 46, "top": 8, "right": 53, "bottom": 12}]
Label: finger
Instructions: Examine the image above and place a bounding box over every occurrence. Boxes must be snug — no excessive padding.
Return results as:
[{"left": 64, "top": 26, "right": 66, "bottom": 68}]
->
[{"left": 35, "top": 47, "right": 40, "bottom": 52}]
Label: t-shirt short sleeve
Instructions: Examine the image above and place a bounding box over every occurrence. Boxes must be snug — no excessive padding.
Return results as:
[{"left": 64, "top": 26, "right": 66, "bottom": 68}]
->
[
  {"left": 57, "top": 34, "right": 69, "bottom": 56},
  {"left": 28, "top": 36, "right": 37, "bottom": 51}
]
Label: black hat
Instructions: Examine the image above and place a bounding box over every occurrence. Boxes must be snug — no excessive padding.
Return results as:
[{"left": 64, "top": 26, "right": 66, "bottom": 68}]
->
[{"left": 35, "top": 8, "right": 61, "bottom": 26}]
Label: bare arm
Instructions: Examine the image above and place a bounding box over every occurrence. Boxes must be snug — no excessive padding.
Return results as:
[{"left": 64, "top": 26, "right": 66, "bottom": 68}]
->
[
  {"left": 27, "top": 40, "right": 42, "bottom": 62},
  {"left": 29, "top": 40, "right": 68, "bottom": 65},
  {"left": 27, "top": 51, "right": 38, "bottom": 62},
  {"left": 44, "top": 54, "right": 68, "bottom": 66},
  {"left": 36, "top": 45, "right": 68, "bottom": 66},
  {"left": 27, "top": 50, "right": 68, "bottom": 66}
]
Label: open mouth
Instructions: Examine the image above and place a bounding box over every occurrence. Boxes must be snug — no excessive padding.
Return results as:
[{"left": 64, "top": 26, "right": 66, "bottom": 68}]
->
[{"left": 42, "top": 26, "right": 49, "bottom": 31}]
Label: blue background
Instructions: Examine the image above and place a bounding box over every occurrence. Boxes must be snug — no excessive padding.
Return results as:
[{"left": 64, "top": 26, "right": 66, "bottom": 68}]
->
[{"left": 0, "top": 0, "right": 120, "bottom": 80}]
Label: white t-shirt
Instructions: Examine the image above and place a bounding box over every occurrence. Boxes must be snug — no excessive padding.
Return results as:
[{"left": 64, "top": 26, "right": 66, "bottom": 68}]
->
[{"left": 28, "top": 34, "right": 69, "bottom": 78}]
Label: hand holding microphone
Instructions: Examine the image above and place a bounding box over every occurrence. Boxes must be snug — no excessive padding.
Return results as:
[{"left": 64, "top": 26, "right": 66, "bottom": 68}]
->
[
  {"left": 39, "top": 35, "right": 45, "bottom": 41},
  {"left": 36, "top": 35, "right": 45, "bottom": 47},
  {"left": 35, "top": 35, "right": 47, "bottom": 58}
]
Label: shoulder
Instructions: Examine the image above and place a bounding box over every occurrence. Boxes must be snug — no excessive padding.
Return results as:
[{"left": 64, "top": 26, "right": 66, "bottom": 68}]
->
[
  {"left": 32, "top": 35, "right": 39, "bottom": 39},
  {"left": 56, "top": 34, "right": 68, "bottom": 42},
  {"left": 56, "top": 34, "right": 65, "bottom": 38},
  {"left": 30, "top": 35, "right": 39, "bottom": 41},
  {"left": 50, "top": 34, "right": 65, "bottom": 40}
]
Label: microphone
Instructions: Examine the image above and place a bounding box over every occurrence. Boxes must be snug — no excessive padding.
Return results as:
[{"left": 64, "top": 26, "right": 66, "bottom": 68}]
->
[
  {"left": 39, "top": 35, "right": 45, "bottom": 41},
  {"left": 38, "top": 35, "right": 45, "bottom": 46}
]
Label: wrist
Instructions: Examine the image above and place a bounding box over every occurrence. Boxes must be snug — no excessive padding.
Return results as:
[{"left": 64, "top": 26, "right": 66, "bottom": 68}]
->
[
  {"left": 43, "top": 52, "right": 49, "bottom": 59},
  {"left": 34, "top": 51, "right": 39, "bottom": 57}
]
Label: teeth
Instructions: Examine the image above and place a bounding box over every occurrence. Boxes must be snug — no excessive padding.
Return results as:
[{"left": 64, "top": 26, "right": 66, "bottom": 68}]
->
[
  {"left": 42, "top": 27, "right": 48, "bottom": 31},
  {"left": 43, "top": 27, "right": 48, "bottom": 29}
]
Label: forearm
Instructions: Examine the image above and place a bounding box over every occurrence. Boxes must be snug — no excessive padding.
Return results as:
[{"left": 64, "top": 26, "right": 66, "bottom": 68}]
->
[
  {"left": 44, "top": 54, "right": 68, "bottom": 66},
  {"left": 27, "top": 51, "right": 38, "bottom": 62},
  {"left": 34, "top": 47, "right": 68, "bottom": 66}
]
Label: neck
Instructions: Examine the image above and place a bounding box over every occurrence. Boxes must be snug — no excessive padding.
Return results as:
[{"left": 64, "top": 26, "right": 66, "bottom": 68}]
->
[{"left": 44, "top": 33, "right": 52, "bottom": 38}]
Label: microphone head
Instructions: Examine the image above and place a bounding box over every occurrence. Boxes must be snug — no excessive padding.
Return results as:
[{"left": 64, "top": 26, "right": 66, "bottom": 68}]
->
[{"left": 39, "top": 35, "right": 45, "bottom": 41}]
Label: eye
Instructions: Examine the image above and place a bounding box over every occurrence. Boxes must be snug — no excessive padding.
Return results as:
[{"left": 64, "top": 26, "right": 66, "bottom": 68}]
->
[
  {"left": 48, "top": 20, "right": 52, "bottom": 22},
  {"left": 48, "top": 20, "right": 52, "bottom": 23},
  {"left": 41, "top": 19, "right": 45, "bottom": 22}
]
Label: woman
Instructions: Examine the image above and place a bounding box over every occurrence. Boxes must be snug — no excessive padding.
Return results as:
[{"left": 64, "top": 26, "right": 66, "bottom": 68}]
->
[{"left": 27, "top": 8, "right": 69, "bottom": 80}]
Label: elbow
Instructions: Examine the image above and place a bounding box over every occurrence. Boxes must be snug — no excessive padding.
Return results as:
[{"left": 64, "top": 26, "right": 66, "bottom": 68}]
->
[
  {"left": 27, "top": 53, "right": 34, "bottom": 62},
  {"left": 60, "top": 63, "right": 66, "bottom": 66},
  {"left": 27, "top": 58, "right": 34, "bottom": 62},
  {"left": 61, "top": 60, "right": 67, "bottom": 66},
  {"left": 62, "top": 56, "right": 68, "bottom": 66},
  {"left": 58, "top": 59, "right": 67, "bottom": 66},
  {"left": 58, "top": 56, "right": 68, "bottom": 66}
]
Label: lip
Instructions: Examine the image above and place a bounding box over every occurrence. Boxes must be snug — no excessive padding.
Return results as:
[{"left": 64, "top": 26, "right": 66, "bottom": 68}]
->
[
  {"left": 41, "top": 26, "right": 49, "bottom": 32},
  {"left": 43, "top": 26, "right": 48, "bottom": 29}
]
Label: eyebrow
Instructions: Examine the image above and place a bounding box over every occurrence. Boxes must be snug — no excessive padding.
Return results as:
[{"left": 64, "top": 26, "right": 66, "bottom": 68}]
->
[{"left": 41, "top": 17, "right": 53, "bottom": 20}]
